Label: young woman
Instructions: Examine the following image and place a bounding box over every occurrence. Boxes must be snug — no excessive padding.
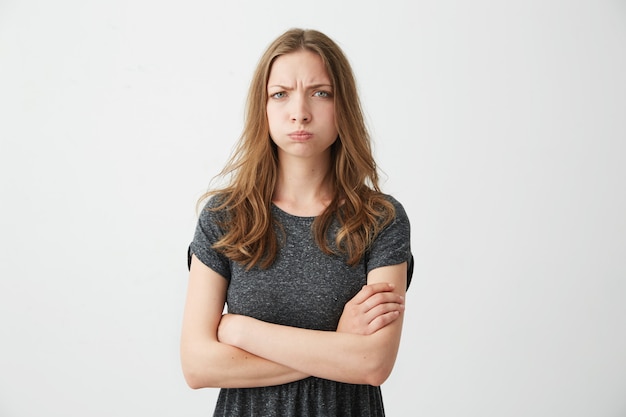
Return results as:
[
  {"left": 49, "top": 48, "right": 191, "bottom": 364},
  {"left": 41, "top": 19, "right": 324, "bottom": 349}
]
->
[{"left": 181, "top": 28, "right": 413, "bottom": 416}]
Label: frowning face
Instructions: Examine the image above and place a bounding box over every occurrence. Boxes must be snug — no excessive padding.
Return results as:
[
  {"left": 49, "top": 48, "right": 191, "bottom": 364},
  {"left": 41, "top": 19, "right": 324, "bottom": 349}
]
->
[{"left": 266, "top": 50, "right": 338, "bottom": 162}]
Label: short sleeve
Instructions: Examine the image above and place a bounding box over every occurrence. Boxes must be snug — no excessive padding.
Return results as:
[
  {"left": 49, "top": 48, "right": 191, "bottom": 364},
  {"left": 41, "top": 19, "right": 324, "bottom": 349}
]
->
[
  {"left": 188, "top": 197, "right": 231, "bottom": 280},
  {"left": 366, "top": 196, "right": 414, "bottom": 289}
]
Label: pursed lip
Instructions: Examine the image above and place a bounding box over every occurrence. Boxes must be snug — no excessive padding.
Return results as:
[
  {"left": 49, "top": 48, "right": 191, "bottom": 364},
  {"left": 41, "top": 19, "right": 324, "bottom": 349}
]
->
[{"left": 288, "top": 130, "right": 313, "bottom": 141}]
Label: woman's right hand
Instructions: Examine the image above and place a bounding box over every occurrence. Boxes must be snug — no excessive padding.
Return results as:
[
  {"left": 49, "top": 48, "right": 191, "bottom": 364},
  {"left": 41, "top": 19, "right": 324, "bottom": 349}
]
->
[{"left": 336, "top": 283, "right": 405, "bottom": 335}]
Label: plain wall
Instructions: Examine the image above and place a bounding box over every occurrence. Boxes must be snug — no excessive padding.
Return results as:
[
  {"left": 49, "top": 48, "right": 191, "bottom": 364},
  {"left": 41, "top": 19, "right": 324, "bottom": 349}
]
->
[{"left": 1, "top": 0, "right": 625, "bottom": 416}]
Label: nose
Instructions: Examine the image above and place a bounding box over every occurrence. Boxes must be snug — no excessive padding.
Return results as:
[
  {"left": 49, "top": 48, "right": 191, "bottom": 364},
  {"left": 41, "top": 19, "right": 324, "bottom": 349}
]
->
[{"left": 290, "top": 95, "right": 310, "bottom": 123}]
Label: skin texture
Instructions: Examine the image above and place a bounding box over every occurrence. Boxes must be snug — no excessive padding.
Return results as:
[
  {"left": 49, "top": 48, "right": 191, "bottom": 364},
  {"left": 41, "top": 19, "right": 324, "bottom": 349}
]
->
[{"left": 180, "top": 50, "right": 407, "bottom": 389}]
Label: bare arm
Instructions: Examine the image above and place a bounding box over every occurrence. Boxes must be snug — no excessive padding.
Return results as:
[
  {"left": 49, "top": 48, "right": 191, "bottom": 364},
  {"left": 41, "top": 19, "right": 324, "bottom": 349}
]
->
[
  {"left": 180, "top": 255, "right": 404, "bottom": 389},
  {"left": 181, "top": 255, "right": 307, "bottom": 389},
  {"left": 218, "top": 262, "right": 407, "bottom": 386}
]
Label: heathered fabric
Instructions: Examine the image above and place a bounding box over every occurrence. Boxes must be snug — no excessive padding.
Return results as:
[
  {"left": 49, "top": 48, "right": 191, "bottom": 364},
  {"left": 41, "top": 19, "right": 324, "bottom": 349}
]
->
[{"left": 189, "top": 194, "right": 412, "bottom": 417}]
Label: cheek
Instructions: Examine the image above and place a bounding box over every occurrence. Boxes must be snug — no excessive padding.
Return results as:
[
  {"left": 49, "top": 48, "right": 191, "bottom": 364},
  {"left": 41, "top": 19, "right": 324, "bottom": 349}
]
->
[
  {"left": 266, "top": 108, "right": 283, "bottom": 142},
  {"left": 317, "top": 103, "right": 334, "bottom": 121},
  {"left": 266, "top": 106, "right": 278, "bottom": 127},
  {"left": 324, "top": 108, "right": 337, "bottom": 131}
]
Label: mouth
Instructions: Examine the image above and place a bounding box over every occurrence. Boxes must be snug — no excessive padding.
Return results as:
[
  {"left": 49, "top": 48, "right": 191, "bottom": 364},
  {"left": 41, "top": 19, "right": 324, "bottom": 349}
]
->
[{"left": 288, "top": 130, "right": 313, "bottom": 141}]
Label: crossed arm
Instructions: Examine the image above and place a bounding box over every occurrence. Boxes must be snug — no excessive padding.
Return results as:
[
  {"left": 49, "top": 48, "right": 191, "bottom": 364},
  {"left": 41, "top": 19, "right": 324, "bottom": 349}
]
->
[{"left": 180, "top": 254, "right": 407, "bottom": 389}]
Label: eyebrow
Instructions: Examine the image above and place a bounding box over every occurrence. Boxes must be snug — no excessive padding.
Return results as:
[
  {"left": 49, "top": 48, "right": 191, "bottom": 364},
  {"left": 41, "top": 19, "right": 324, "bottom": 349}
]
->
[{"left": 267, "top": 84, "right": 333, "bottom": 90}]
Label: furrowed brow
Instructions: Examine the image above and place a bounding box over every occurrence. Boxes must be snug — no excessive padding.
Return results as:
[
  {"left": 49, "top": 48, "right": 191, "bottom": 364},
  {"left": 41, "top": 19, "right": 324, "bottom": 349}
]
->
[{"left": 267, "top": 83, "right": 333, "bottom": 91}]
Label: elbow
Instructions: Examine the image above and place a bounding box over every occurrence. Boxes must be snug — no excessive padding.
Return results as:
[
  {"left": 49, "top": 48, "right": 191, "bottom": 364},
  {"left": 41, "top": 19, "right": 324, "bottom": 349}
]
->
[
  {"left": 182, "top": 360, "right": 208, "bottom": 389},
  {"left": 363, "top": 362, "right": 393, "bottom": 387},
  {"left": 181, "top": 347, "right": 218, "bottom": 389},
  {"left": 185, "top": 377, "right": 203, "bottom": 390},
  {"left": 182, "top": 361, "right": 224, "bottom": 389},
  {"left": 183, "top": 367, "right": 206, "bottom": 390},
  {"left": 359, "top": 333, "right": 401, "bottom": 386},
  {"left": 181, "top": 347, "right": 202, "bottom": 389},
  {"left": 359, "top": 346, "right": 397, "bottom": 386}
]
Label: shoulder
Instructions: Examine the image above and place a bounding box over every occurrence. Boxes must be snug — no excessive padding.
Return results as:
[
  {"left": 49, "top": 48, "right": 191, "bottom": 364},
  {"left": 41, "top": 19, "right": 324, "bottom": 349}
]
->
[
  {"left": 194, "top": 194, "right": 233, "bottom": 242},
  {"left": 370, "top": 194, "right": 411, "bottom": 261},
  {"left": 200, "top": 192, "right": 230, "bottom": 210},
  {"left": 198, "top": 193, "right": 231, "bottom": 220},
  {"left": 380, "top": 194, "right": 410, "bottom": 226},
  {"left": 382, "top": 194, "right": 405, "bottom": 210}
]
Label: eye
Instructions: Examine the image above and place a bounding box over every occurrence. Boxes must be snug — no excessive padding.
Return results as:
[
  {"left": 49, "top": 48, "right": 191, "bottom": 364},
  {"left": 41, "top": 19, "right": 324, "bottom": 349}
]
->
[
  {"left": 313, "top": 90, "right": 332, "bottom": 98},
  {"left": 270, "top": 91, "right": 287, "bottom": 99}
]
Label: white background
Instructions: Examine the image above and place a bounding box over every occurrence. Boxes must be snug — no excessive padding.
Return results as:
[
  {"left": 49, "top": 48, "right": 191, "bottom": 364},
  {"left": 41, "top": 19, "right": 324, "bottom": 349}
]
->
[{"left": 1, "top": 1, "right": 625, "bottom": 416}]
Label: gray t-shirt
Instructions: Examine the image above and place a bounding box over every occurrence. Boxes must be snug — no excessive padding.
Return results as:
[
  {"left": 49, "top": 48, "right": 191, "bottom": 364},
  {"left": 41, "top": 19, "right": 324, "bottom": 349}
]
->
[{"left": 189, "top": 194, "right": 412, "bottom": 416}]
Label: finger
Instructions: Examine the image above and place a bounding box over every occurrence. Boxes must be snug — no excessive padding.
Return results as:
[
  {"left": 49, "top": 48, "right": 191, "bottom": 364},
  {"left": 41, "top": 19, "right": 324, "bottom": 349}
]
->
[
  {"left": 361, "top": 292, "right": 404, "bottom": 313},
  {"left": 366, "top": 310, "right": 402, "bottom": 335},
  {"left": 365, "top": 301, "right": 405, "bottom": 323},
  {"left": 350, "top": 282, "right": 396, "bottom": 305}
]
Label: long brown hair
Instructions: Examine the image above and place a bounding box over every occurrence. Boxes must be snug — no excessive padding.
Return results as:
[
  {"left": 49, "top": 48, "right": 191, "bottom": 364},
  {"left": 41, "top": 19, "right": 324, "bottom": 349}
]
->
[{"left": 200, "top": 28, "right": 395, "bottom": 269}]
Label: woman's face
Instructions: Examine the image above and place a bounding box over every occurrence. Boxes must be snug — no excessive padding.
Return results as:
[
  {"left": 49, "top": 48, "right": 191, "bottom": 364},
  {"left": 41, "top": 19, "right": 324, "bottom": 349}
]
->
[{"left": 266, "top": 50, "right": 338, "bottom": 162}]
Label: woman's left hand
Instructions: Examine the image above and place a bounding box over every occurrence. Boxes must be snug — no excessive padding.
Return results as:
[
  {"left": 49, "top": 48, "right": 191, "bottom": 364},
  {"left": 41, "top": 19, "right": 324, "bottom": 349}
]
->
[{"left": 336, "top": 282, "right": 404, "bottom": 335}]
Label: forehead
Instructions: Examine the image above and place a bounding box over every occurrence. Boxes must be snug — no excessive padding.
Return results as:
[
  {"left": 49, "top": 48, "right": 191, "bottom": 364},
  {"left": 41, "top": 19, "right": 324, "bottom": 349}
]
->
[{"left": 267, "top": 50, "right": 331, "bottom": 86}]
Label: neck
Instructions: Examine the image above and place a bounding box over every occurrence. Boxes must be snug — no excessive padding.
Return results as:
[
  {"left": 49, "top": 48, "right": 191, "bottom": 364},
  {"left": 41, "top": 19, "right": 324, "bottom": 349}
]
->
[{"left": 272, "top": 153, "right": 334, "bottom": 216}]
